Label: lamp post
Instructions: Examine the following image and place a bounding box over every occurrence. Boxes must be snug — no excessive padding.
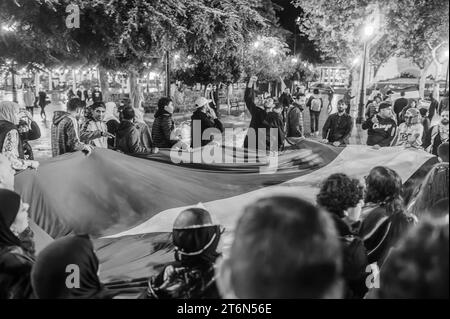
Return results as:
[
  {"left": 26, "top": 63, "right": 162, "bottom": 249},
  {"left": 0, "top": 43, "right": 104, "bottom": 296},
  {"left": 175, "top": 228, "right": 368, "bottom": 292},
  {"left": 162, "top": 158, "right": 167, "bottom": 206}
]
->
[
  {"left": 165, "top": 50, "right": 170, "bottom": 97},
  {"left": 356, "top": 24, "right": 375, "bottom": 124},
  {"left": 444, "top": 49, "right": 449, "bottom": 94}
]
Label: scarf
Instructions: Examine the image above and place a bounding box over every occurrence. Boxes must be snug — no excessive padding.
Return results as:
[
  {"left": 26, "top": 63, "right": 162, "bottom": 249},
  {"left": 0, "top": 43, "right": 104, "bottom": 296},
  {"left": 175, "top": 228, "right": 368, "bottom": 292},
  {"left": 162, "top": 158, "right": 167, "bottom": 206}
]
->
[{"left": 0, "top": 101, "right": 20, "bottom": 124}]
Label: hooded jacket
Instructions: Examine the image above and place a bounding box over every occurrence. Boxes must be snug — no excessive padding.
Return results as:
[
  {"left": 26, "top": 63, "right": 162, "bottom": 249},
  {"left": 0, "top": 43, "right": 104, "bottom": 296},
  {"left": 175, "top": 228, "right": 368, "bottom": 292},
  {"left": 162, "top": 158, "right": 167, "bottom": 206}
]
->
[
  {"left": 152, "top": 109, "right": 178, "bottom": 149},
  {"left": 115, "top": 120, "right": 149, "bottom": 154},
  {"left": 51, "top": 111, "right": 85, "bottom": 157}
]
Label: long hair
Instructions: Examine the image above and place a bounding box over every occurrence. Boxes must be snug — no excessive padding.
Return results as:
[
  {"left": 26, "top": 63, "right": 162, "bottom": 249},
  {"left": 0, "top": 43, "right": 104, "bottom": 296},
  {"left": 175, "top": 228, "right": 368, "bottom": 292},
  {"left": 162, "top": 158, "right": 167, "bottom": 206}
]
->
[
  {"left": 365, "top": 166, "right": 405, "bottom": 215},
  {"left": 407, "top": 163, "right": 449, "bottom": 220}
]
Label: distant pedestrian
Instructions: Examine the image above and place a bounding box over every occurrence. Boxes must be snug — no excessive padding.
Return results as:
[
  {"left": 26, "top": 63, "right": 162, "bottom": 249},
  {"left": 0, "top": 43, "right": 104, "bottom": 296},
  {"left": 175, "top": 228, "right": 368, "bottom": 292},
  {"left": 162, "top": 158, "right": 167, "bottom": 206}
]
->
[
  {"left": 306, "top": 89, "right": 323, "bottom": 137},
  {"left": 23, "top": 87, "right": 35, "bottom": 117},
  {"left": 38, "top": 90, "right": 48, "bottom": 120},
  {"left": 286, "top": 94, "right": 305, "bottom": 138}
]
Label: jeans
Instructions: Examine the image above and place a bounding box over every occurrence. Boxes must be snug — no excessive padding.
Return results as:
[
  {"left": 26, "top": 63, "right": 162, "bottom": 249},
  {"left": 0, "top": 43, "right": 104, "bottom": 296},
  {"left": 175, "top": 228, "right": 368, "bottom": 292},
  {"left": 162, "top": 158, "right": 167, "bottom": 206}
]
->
[{"left": 310, "top": 110, "right": 320, "bottom": 133}]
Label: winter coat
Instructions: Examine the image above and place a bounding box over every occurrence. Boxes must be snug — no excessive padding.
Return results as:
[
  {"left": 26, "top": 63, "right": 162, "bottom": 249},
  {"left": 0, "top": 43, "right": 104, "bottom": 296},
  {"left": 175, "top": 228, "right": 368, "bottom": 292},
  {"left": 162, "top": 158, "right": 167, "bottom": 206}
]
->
[
  {"left": 151, "top": 109, "right": 178, "bottom": 149},
  {"left": 286, "top": 104, "right": 303, "bottom": 138}
]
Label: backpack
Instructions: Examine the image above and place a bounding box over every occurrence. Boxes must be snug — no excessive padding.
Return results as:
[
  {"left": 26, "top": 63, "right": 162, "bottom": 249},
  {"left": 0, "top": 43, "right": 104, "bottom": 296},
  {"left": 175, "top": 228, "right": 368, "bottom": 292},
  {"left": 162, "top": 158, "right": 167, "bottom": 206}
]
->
[{"left": 310, "top": 97, "right": 322, "bottom": 112}]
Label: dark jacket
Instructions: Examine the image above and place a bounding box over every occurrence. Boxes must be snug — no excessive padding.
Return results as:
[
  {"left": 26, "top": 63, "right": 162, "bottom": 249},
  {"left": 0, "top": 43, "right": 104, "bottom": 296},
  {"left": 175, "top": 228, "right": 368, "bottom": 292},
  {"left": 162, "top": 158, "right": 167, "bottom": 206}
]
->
[
  {"left": 428, "top": 98, "right": 439, "bottom": 121},
  {"left": 322, "top": 113, "right": 353, "bottom": 144},
  {"left": 331, "top": 215, "right": 368, "bottom": 299},
  {"left": 152, "top": 109, "right": 178, "bottom": 149},
  {"left": 265, "top": 111, "right": 285, "bottom": 151},
  {"left": 106, "top": 119, "right": 120, "bottom": 149},
  {"left": 51, "top": 111, "right": 84, "bottom": 157},
  {"left": 243, "top": 87, "right": 268, "bottom": 150},
  {"left": 423, "top": 125, "right": 449, "bottom": 155},
  {"left": 359, "top": 205, "right": 416, "bottom": 265},
  {"left": 393, "top": 97, "right": 408, "bottom": 121},
  {"left": 19, "top": 120, "right": 41, "bottom": 160},
  {"left": 286, "top": 104, "right": 303, "bottom": 137},
  {"left": 116, "top": 120, "right": 149, "bottom": 154},
  {"left": 362, "top": 115, "right": 397, "bottom": 147},
  {"left": 421, "top": 117, "right": 431, "bottom": 146},
  {"left": 190, "top": 109, "right": 223, "bottom": 148},
  {"left": 38, "top": 91, "right": 46, "bottom": 108},
  {"left": 279, "top": 92, "right": 293, "bottom": 108},
  {"left": 439, "top": 97, "right": 449, "bottom": 115},
  {"left": 0, "top": 120, "right": 24, "bottom": 159},
  {"left": 0, "top": 245, "right": 34, "bottom": 299}
]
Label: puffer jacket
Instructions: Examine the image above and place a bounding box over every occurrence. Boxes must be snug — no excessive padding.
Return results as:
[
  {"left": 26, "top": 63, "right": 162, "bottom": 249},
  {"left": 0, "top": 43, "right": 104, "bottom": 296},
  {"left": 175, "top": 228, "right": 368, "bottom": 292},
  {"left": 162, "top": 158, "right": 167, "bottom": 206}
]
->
[
  {"left": 51, "top": 111, "right": 85, "bottom": 157},
  {"left": 151, "top": 109, "right": 178, "bottom": 149}
]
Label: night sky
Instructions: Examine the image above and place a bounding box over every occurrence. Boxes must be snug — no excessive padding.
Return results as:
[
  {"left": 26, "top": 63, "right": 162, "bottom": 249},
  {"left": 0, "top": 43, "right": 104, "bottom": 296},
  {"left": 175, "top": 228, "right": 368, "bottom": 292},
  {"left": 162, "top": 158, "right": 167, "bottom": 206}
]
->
[{"left": 271, "top": 0, "right": 323, "bottom": 63}]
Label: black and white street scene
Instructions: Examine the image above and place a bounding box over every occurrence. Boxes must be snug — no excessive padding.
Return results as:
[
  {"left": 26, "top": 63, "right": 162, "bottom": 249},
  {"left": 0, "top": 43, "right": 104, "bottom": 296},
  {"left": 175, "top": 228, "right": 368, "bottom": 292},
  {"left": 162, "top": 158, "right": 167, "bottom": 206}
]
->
[{"left": 0, "top": 0, "right": 449, "bottom": 303}]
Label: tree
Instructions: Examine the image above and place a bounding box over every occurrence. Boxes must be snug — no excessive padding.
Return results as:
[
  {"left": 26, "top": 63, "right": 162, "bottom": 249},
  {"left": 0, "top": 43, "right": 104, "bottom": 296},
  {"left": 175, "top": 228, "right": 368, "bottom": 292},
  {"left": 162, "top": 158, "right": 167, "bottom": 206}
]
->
[
  {"left": 1, "top": 0, "right": 282, "bottom": 107},
  {"left": 294, "top": 0, "right": 449, "bottom": 97},
  {"left": 379, "top": 0, "right": 449, "bottom": 97}
]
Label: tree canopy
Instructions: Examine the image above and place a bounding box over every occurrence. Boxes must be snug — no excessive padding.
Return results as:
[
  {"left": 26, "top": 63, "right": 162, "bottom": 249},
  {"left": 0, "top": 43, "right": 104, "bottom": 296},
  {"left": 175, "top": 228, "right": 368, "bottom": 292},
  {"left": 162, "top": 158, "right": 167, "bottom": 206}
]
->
[{"left": 294, "top": 0, "right": 449, "bottom": 76}]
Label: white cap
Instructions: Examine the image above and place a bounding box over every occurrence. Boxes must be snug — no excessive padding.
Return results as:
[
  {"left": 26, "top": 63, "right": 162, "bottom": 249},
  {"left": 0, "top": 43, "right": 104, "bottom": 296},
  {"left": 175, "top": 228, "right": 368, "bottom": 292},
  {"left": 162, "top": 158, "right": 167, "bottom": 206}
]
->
[{"left": 194, "top": 97, "right": 211, "bottom": 108}]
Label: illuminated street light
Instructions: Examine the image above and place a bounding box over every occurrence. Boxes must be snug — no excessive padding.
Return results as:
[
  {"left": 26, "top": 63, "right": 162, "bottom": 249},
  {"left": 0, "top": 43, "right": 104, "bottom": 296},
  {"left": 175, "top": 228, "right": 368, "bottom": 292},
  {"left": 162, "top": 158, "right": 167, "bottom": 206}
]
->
[
  {"left": 357, "top": 22, "right": 378, "bottom": 124},
  {"left": 352, "top": 57, "right": 361, "bottom": 66},
  {"left": 1, "top": 25, "right": 14, "bottom": 32},
  {"left": 363, "top": 24, "right": 375, "bottom": 39},
  {"left": 291, "top": 57, "right": 298, "bottom": 63}
]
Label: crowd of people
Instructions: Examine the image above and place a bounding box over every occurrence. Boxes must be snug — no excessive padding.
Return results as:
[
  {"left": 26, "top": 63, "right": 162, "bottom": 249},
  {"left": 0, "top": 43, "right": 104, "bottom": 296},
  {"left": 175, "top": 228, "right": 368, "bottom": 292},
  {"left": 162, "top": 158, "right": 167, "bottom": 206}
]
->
[
  {"left": 0, "top": 141, "right": 448, "bottom": 298},
  {"left": 0, "top": 77, "right": 449, "bottom": 299}
]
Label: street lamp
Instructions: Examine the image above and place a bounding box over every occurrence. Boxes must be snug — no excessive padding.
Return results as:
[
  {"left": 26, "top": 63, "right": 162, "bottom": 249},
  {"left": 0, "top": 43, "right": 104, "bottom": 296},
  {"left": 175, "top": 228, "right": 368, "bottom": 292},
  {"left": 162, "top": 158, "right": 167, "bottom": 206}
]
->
[
  {"left": 444, "top": 49, "right": 449, "bottom": 94},
  {"left": 357, "top": 23, "right": 376, "bottom": 124},
  {"left": 253, "top": 41, "right": 261, "bottom": 49}
]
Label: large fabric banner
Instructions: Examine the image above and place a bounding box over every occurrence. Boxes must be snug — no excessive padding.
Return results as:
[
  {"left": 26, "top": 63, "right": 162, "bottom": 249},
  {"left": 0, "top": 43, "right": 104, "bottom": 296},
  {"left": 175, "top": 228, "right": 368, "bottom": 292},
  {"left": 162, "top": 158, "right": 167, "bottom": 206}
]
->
[{"left": 14, "top": 140, "right": 436, "bottom": 288}]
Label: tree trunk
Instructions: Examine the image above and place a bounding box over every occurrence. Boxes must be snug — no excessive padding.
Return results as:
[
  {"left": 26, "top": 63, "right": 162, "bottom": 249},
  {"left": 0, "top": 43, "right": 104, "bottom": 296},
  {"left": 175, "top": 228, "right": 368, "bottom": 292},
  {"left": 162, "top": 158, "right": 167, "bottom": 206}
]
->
[
  {"left": 129, "top": 69, "right": 142, "bottom": 109},
  {"left": 419, "top": 61, "right": 433, "bottom": 99},
  {"left": 99, "top": 67, "right": 110, "bottom": 102}
]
